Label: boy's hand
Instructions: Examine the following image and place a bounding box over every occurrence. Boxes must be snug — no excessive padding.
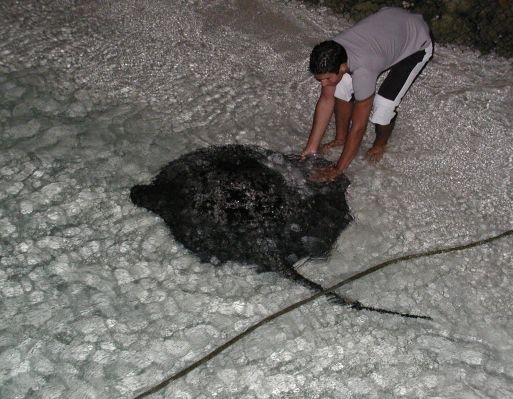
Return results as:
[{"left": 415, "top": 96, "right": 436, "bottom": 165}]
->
[
  {"left": 310, "top": 166, "right": 342, "bottom": 182},
  {"left": 300, "top": 148, "right": 317, "bottom": 160}
]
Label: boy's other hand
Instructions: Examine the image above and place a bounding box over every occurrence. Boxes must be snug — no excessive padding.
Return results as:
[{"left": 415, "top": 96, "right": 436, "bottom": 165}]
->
[{"left": 309, "top": 166, "right": 342, "bottom": 182}]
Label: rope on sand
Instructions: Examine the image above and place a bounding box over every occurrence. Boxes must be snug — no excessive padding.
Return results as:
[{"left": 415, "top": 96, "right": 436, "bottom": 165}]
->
[{"left": 133, "top": 229, "right": 513, "bottom": 399}]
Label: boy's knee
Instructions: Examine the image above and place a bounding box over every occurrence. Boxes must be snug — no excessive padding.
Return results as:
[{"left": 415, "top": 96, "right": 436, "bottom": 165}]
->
[
  {"left": 370, "top": 94, "right": 396, "bottom": 125},
  {"left": 334, "top": 73, "right": 353, "bottom": 102}
]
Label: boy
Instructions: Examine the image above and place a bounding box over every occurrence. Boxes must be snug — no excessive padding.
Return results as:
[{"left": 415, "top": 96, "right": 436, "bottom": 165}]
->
[{"left": 301, "top": 7, "right": 432, "bottom": 181}]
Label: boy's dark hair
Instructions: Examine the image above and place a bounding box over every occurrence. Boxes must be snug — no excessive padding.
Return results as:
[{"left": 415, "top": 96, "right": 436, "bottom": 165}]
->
[{"left": 309, "top": 40, "right": 347, "bottom": 74}]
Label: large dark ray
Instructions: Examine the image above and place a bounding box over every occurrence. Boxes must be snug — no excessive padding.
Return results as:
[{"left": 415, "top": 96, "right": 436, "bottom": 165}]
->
[
  {"left": 130, "top": 145, "right": 428, "bottom": 319},
  {"left": 131, "top": 145, "right": 351, "bottom": 281}
]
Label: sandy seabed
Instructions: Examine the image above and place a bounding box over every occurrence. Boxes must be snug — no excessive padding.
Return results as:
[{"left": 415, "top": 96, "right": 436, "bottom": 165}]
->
[{"left": 0, "top": 0, "right": 512, "bottom": 398}]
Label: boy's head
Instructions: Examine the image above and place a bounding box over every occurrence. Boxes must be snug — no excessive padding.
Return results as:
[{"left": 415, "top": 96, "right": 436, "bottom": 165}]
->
[{"left": 309, "top": 40, "right": 347, "bottom": 75}]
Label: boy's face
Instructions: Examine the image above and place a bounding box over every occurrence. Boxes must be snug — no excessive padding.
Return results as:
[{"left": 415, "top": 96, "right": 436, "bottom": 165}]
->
[{"left": 314, "top": 64, "right": 347, "bottom": 87}]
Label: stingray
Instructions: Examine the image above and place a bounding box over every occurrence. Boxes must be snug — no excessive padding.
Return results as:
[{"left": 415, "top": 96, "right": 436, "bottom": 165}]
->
[
  {"left": 131, "top": 144, "right": 350, "bottom": 280},
  {"left": 130, "top": 144, "right": 428, "bottom": 319}
]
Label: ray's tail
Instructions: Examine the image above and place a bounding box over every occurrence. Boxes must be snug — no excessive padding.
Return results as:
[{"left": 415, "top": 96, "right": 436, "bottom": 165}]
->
[{"left": 292, "top": 269, "right": 431, "bottom": 320}]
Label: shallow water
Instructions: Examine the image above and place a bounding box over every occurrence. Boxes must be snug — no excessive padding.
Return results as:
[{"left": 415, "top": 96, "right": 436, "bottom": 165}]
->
[{"left": 0, "top": 0, "right": 512, "bottom": 398}]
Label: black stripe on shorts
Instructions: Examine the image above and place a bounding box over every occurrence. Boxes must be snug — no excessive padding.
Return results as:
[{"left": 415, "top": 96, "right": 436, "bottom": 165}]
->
[{"left": 377, "top": 49, "right": 428, "bottom": 101}]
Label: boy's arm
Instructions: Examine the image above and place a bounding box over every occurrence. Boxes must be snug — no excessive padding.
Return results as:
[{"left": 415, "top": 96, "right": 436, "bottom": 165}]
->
[
  {"left": 301, "top": 85, "right": 336, "bottom": 158},
  {"left": 312, "top": 95, "right": 373, "bottom": 180},
  {"left": 334, "top": 95, "right": 373, "bottom": 171}
]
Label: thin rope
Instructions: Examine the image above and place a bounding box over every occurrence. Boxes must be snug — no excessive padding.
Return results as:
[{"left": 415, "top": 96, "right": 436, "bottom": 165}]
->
[{"left": 133, "top": 229, "right": 513, "bottom": 399}]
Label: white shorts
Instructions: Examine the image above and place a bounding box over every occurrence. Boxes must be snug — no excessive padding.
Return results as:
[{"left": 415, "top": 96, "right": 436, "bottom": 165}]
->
[{"left": 334, "top": 43, "right": 433, "bottom": 125}]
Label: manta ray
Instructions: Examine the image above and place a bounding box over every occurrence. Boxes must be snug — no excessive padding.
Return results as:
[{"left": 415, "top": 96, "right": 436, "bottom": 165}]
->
[{"left": 130, "top": 144, "right": 429, "bottom": 319}]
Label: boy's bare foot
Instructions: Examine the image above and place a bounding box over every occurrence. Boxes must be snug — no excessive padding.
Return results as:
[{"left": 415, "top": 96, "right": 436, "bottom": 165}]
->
[
  {"left": 320, "top": 139, "right": 345, "bottom": 155},
  {"left": 365, "top": 145, "right": 386, "bottom": 163}
]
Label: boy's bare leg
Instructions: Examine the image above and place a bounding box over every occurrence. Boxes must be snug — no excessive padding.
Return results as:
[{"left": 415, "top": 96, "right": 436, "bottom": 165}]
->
[
  {"left": 320, "top": 98, "right": 353, "bottom": 154},
  {"left": 366, "top": 115, "right": 396, "bottom": 162}
]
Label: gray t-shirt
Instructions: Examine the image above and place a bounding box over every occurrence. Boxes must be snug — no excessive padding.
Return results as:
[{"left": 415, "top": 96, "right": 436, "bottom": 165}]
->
[{"left": 332, "top": 7, "right": 431, "bottom": 100}]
